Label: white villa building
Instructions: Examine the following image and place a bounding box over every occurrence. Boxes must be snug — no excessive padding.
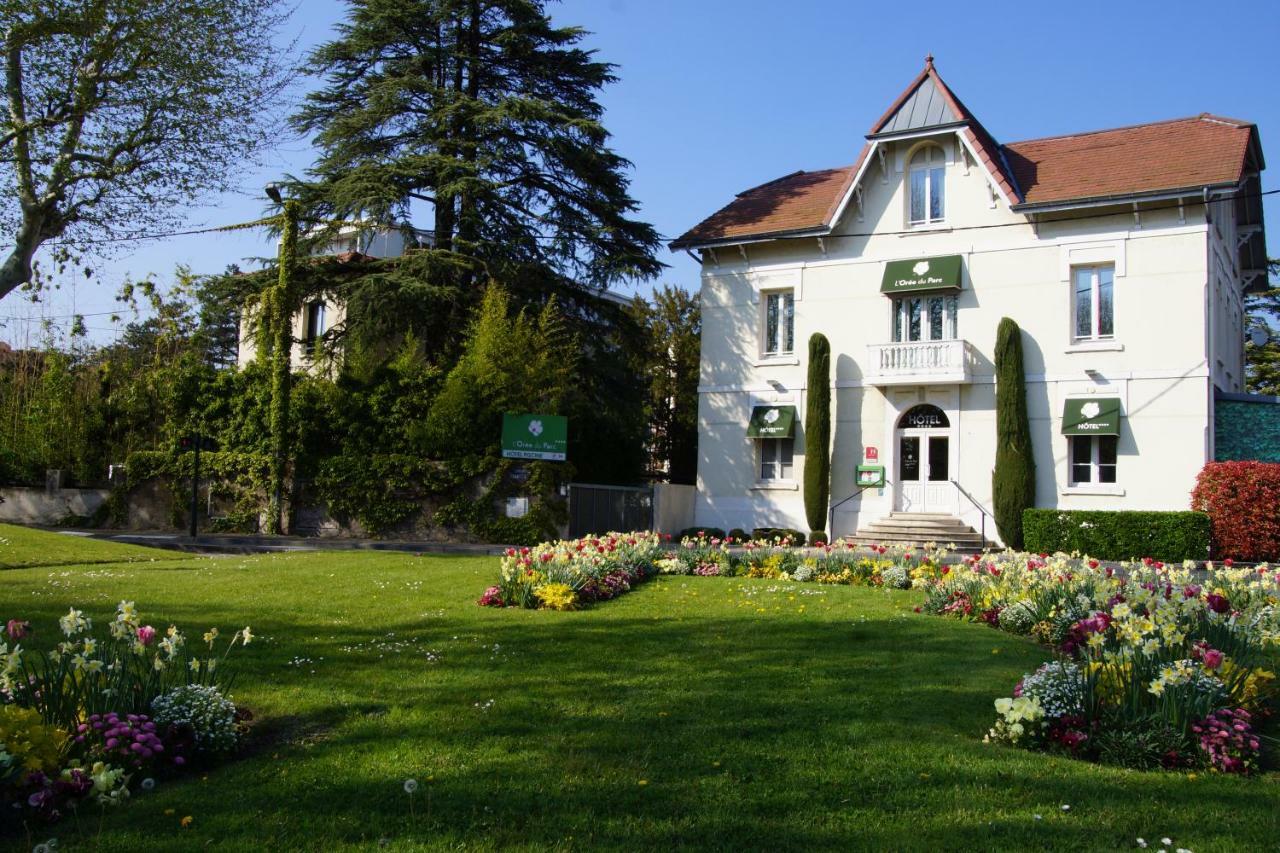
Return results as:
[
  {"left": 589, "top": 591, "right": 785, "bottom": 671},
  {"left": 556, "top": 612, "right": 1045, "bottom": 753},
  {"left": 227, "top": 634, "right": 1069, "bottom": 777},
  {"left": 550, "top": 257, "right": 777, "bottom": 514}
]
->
[
  {"left": 235, "top": 220, "right": 430, "bottom": 370},
  {"left": 671, "top": 58, "right": 1268, "bottom": 545}
]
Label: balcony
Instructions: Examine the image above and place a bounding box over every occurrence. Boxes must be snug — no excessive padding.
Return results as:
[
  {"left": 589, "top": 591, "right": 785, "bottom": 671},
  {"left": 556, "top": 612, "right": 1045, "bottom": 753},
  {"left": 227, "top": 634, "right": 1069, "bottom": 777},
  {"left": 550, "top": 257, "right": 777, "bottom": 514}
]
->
[{"left": 865, "top": 339, "right": 976, "bottom": 386}]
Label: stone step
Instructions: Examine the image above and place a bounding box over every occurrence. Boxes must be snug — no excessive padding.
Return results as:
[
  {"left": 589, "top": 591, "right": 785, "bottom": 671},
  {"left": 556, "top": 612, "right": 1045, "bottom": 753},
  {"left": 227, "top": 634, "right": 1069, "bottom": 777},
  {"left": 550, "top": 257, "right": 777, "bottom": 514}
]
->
[
  {"left": 845, "top": 534, "right": 988, "bottom": 553},
  {"left": 851, "top": 512, "right": 990, "bottom": 553},
  {"left": 865, "top": 514, "right": 972, "bottom": 527}
]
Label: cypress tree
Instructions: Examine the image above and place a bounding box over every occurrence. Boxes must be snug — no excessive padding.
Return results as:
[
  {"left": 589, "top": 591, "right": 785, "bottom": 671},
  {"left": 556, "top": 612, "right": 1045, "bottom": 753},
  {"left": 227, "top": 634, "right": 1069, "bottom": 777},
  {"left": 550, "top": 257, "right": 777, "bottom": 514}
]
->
[
  {"left": 804, "top": 333, "right": 832, "bottom": 538},
  {"left": 992, "top": 317, "right": 1036, "bottom": 548}
]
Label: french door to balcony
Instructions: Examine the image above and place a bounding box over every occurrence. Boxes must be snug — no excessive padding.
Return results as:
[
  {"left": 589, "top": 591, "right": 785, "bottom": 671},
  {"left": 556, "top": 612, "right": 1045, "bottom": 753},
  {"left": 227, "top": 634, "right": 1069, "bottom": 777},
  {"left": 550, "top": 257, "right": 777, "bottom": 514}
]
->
[{"left": 897, "top": 431, "right": 952, "bottom": 513}]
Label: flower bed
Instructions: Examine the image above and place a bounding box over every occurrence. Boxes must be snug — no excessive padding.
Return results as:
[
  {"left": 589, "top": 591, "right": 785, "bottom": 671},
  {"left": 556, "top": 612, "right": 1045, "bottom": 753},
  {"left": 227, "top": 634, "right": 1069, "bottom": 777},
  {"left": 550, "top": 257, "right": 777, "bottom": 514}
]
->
[
  {"left": 1, "top": 604, "right": 253, "bottom": 828},
  {"left": 479, "top": 532, "right": 949, "bottom": 609},
  {"left": 920, "top": 553, "right": 1279, "bottom": 773}
]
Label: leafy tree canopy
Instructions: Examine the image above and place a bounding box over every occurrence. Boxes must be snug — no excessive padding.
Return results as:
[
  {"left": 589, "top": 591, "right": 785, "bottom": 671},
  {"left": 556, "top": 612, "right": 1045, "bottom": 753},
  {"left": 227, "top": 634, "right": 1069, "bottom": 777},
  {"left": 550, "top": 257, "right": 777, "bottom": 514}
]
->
[{"left": 0, "top": 0, "right": 293, "bottom": 301}]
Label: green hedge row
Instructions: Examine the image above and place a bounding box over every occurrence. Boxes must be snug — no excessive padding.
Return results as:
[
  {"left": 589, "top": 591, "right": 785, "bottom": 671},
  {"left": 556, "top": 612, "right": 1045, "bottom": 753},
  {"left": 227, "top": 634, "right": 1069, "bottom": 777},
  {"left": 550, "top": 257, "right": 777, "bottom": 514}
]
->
[{"left": 1022, "top": 509, "right": 1211, "bottom": 562}]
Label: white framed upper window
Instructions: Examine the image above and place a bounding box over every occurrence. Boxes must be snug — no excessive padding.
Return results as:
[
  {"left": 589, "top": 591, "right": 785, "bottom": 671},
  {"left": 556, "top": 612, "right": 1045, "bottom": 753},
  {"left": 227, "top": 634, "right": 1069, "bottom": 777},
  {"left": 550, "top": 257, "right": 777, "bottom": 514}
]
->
[
  {"left": 1069, "top": 435, "right": 1117, "bottom": 486},
  {"left": 759, "top": 437, "right": 794, "bottom": 481},
  {"left": 763, "top": 289, "right": 795, "bottom": 357},
  {"left": 908, "top": 145, "right": 946, "bottom": 225},
  {"left": 892, "top": 294, "right": 957, "bottom": 343},
  {"left": 1072, "top": 265, "right": 1114, "bottom": 342}
]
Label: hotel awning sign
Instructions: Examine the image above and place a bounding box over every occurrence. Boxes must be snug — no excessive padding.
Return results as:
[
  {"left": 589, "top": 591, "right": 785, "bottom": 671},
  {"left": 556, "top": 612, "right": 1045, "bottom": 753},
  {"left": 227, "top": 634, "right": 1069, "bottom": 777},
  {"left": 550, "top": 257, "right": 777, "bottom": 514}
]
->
[
  {"left": 1061, "top": 398, "right": 1122, "bottom": 435},
  {"left": 880, "top": 255, "right": 963, "bottom": 293},
  {"left": 746, "top": 405, "right": 797, "bottom": 438}
]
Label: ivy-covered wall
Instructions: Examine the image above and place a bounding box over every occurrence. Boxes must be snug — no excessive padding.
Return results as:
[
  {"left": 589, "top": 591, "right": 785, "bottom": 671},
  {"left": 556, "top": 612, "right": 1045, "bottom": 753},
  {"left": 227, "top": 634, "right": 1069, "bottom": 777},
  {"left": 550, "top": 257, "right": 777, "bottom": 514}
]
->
[{"left": 1214, "top": 395, "right": 1280, "bottom": 463}]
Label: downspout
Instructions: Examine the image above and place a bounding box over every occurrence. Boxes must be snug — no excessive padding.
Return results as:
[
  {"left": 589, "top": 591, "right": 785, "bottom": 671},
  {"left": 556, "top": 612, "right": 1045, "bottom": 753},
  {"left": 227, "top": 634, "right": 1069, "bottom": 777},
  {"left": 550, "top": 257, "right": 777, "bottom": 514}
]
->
[{"left": 1202, "top": 186, "right": 1214, "bottom": 465}]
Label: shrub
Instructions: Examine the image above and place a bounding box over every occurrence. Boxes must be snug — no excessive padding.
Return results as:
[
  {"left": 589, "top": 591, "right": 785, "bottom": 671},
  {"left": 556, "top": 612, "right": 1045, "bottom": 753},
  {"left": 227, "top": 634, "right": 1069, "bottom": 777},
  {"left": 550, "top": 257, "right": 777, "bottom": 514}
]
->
[
  {"left": 678, "top": 527, "right": 725, "bottom": 541},
  {"left": 727, "top": 528, "right": 748, "bottom": 543},
  {"left": 0, "top": 705, "right": 66, "bottom": 775},
  {"left": 881, "top": 565, "right": 910, "bottom": 589},
  {"left": 1022, "top": 509, "right": 1211, "bottom": 561},
  {"left": 808, "top": 531, "right": 829, "bottom": 546},
  {"left": 992, "top": 318, "right": 1035, "bottom": 549},
  {"left": 804, "top": 333, "right": 831, "bottom": 536},
  {"left": 751, "top": 528, "right": 806, "bottom": 545},
  {"left": 151, "top": 685, "right": 240, "bottom": 756},
  {"left": 1191, "top": 461, "right": 1280, "bottom": 561}
]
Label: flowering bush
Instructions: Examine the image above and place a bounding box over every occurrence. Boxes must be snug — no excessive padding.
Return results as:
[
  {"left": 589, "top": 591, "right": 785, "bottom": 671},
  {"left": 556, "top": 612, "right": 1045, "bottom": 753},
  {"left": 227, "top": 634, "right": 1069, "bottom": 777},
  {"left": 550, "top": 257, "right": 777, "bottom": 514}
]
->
[
  {"left": 922, "top": 551, "right": 1280, "bottom": 772},
  {"left": 0, "top": 604, "right": 255, "bottom": 825},
  {"left": 151, "top": 685, "right": 241, "bottom": 756},
  {"left": 1193, "top": 707, "right": 1261, "bottom": 773}
]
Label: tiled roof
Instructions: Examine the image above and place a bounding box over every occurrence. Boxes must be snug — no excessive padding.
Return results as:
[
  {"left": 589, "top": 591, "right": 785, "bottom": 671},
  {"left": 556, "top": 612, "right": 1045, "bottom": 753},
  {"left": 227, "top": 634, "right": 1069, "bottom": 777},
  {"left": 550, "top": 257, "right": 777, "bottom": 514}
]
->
[
  {"left": 1005, "top": 114, "right": 1254, "bottom": 207},
  {"left": 670, "top": 150, "right": 866, "bottom": 249},
  {"left": 671, "top": 62, "right": 1258, "bottom": 249}
]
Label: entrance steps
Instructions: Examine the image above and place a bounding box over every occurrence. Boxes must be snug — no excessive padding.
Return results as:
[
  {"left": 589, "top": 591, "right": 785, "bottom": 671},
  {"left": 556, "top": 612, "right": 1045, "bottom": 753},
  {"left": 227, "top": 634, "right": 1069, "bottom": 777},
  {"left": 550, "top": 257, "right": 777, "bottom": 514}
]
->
[{"left": 848, "top": 512, "right": 989, "bottom": 552}]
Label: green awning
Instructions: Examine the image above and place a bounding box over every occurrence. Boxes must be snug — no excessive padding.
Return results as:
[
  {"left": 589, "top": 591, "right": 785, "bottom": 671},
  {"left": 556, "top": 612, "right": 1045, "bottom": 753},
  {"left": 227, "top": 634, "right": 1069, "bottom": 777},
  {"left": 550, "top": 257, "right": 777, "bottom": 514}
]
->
[
  {"left": 880, "top": 255, "right": 963, "bottom": 294},
  {"left": 747, "top": 405, "right": 797, "bottom": 438},
  {"left": 1062, "top": 398, "right": 1121, "bottom": 436}
]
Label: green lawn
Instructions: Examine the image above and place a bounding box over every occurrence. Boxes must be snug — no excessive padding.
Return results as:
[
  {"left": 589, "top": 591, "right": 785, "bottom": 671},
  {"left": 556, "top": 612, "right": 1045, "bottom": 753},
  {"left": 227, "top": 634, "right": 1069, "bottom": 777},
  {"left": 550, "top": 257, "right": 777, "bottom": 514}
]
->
[
  {"left": 0, "top": 524, "right": 190, "bottom": 569},
  {"left": 0, "top": 525, "right": 1276, "bottom": 851}
]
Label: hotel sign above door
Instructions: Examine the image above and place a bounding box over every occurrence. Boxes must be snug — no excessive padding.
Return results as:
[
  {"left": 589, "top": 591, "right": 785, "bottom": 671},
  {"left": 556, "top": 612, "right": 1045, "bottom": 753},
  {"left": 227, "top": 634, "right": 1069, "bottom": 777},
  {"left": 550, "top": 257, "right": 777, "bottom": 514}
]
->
[{"left": 880, "top": 255, "right": 963, "bottom": 293}]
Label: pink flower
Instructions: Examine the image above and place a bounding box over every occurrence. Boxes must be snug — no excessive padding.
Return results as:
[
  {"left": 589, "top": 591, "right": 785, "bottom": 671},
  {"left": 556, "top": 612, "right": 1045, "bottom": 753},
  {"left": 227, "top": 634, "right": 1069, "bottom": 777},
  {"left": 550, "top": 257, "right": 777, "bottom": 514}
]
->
[
  {"left": 5, "top": 619, "right": 29, "bottom": 640},
  {"left": 136, "top": 625, "right": 157, "bottom": 646},
  {"left": 1203, "top": 649, "right": 1224, "bottom": 670}
]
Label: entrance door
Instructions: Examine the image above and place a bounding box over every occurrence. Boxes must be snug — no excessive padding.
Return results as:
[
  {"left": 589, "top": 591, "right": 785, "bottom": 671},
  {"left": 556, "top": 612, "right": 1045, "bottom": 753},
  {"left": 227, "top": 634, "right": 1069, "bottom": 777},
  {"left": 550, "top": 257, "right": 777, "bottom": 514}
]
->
[{"left": 895, "top": 404, "right": 954, "bottom": 513}]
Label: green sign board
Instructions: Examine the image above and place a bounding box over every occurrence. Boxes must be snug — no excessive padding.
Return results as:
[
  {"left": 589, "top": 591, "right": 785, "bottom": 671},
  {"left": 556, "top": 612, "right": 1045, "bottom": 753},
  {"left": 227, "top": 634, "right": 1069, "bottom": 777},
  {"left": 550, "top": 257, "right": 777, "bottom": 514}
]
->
[
  {"left": 880, "top": 255, "right": 963, "bottom": 293},
  {"left": 1062, "top": 398, "right": 1121, "bottom": 435},
  {"left": 746, "top": 405, "right": 797, "bottom": 438},
  {"left": 501, "top": 413, "right": 568, "bottom": 461},
  {"left": 856, "top": 465, "right": 885, "bottom": 487}
]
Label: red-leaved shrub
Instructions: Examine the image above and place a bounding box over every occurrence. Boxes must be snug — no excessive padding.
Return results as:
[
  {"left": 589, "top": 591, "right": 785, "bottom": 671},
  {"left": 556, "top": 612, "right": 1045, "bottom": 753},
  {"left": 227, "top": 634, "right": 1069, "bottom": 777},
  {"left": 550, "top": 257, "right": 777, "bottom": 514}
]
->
[{"left": 1191, "top": 461, "right": 1280, "bottom": 561}]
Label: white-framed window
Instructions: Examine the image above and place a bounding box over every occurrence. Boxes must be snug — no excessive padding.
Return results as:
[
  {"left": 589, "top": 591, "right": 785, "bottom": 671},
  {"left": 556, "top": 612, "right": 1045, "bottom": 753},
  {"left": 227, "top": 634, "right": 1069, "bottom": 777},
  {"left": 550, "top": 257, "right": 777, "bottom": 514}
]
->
[
  {"left": 763, "top": 289, "right": 795, "bottom": 356},
  {"left": 892, "top": 294, "right": 957, "bottom": 342},
  {"left": 1069, "top": 435, "right": 1117, "bottom": 485},
  {"left": 1072, "top": 265, "right": 1114, "bottom": 342},
  {"left": 759, "top": 437, "right": 794, "bottom": 481},
  {"left": 908, "top": 145, "right": 946, "bottom": 225}
]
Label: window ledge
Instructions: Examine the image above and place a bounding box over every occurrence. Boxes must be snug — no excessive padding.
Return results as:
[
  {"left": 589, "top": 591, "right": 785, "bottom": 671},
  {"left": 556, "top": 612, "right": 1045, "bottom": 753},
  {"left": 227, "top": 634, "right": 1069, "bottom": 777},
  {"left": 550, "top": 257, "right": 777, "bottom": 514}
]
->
[
  {"left": 1060, "top": 486, "right": 1126, "bottom": 497},
  {"left": 900, "top": 224, "right": 951, "bottom": 236},
  {"left": 1065, "top": 341, "right": 1124, "bottom": 353},
  {"left": 752, "top": 481, "right": 798, "bottom": 491},
  {"left": 754, "top": 355, "right": 800, "bottom": 367}
]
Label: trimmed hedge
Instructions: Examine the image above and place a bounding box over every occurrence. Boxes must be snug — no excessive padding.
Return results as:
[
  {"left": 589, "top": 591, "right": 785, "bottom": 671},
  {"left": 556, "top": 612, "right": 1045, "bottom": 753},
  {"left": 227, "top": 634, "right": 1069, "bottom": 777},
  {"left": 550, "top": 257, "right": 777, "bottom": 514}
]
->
[
  {"left": 1022, "top": 509, "right": 1211, "bottom": 562},
  {"left": 1192, "top": 461, "right": 1280, "bottom": 561}
]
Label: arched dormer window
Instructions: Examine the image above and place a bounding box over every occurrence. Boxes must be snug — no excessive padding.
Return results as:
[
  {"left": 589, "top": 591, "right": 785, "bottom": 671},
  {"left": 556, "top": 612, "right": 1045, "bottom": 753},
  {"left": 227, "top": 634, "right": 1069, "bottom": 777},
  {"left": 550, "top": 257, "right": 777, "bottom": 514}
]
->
[{"left": 908, "top": 145, "right": 945, "bottom": 225}]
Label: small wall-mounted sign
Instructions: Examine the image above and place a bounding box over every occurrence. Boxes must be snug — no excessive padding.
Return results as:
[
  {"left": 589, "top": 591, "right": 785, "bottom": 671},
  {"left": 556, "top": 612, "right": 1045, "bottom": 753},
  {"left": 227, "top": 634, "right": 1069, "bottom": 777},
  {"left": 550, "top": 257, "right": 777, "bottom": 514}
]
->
[
  {"left": 856, "top": 465, "right": 885, "bottom": 487},
  {"left": 864, "top": 446, "right": 879, "bottom": 461}
]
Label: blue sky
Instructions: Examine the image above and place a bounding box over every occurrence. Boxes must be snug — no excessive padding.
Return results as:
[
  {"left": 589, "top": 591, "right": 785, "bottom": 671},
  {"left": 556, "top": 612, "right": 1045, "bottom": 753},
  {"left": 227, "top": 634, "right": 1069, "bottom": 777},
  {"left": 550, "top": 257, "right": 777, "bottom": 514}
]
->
[{"left": 4, "top": 0, "right": 1277, "bottom": 345}]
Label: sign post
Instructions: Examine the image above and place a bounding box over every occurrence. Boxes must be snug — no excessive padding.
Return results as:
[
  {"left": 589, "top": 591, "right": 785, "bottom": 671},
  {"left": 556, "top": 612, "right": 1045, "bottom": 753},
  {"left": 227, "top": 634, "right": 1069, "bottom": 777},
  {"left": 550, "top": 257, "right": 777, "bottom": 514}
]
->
[{"left": 179, "top": 434, "right": 219, "bottom": 538}]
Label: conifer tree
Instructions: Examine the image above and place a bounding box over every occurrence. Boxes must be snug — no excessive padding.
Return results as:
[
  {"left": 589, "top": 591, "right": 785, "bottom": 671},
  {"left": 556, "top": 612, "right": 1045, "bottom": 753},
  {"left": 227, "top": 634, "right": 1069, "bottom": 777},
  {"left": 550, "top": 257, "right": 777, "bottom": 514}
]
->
[
  {"left": 292, "top": 0, "right": 661, "bottom": 288},
  {"left": 992, "top": 317, "right": 1035, "bottom": 548},
  {"left": 803, "top": 333, "right": 831, "bottom": 539},
  {"left": 1245, "top": 259, "right": 1280, "bottom": 395}
]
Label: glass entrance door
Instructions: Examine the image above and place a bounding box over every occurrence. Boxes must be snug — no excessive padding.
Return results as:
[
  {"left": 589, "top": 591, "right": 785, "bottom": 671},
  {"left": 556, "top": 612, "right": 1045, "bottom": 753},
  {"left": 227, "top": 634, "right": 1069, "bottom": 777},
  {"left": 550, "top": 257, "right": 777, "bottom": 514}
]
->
[{"left": 897, "top": 432, "right": 953, "bottom": 513}]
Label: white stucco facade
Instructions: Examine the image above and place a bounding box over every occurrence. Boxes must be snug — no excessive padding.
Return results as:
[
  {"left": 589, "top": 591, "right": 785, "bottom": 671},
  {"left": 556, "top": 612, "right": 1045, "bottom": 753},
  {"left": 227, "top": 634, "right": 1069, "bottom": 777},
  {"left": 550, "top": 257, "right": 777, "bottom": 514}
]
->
[{"left": 679, "top": 66, "right": 1265, "bottom": 543}]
